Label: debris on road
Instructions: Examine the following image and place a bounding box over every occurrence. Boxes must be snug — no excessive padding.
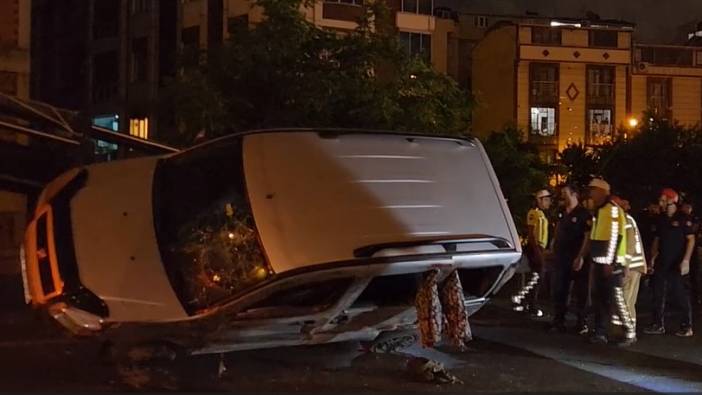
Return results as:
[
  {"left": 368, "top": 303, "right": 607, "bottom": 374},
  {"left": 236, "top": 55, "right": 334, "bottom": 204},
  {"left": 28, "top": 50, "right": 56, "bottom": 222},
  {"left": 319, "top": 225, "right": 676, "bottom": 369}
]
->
[
  {"left": 406, "top": 357, "right": 464, "bottom": 385},
  {"left": 363, "top": 331, "right": 418, "bottom": 354},
  {"left": 218, "top": 353, "right": 227, "bottom": 378}
]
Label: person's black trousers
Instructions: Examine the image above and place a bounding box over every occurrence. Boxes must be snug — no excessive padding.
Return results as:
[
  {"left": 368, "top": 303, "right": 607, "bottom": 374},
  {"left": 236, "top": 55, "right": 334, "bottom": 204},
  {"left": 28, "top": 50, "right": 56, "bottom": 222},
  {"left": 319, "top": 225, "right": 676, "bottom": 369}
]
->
[
  {"left": 552, "top": 257, "right": 589, "bottom": 324},
  {"left": 591, "top": 264, "right": 619, "bottom": 336},
  {"left": 652, "top": 265, "right": 693, "bottom": 328}
]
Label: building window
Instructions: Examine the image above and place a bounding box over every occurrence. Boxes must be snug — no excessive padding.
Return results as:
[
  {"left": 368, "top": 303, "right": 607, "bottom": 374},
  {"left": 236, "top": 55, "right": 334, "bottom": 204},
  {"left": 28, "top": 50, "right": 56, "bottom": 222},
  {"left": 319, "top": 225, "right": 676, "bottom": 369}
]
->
[
  {"left": 130, "top": 37, "right": 148, "bottom": 83},
  {"left": 696, "top": 51, "right": 702, "bottom": 66},
  {"left": 401, "top": 0, "right": 433, "bottom": 15},
  {"left": 324, "top": 0, "right": 363, "bottom": 5},
  {"left": 399, "top": 32, "right": 431, "bottom": 63},
  {"left": 0, "top": 71, "right": 17, "bottom": 95},
  {"left": 227, "top": 15, "right": 249, "bottom": 35},
  {"left": 474, "top": 16, "right": 488, "bottom": 28},
  {"left": 647, "top": 77, "right": 672, "bottom": 119},
  {"left": 637, "top": 46, "right": 693, "bottom": 66},
  {"left": 129, "top": 117, "right": 149, "bottom": 140},
  {"left": 182, "top": 26, "right": 200, "bottom": 48},
  {"left": 130, "top": 0, "right": 151, "bottom": 14},
  {"left": 93, "top": 0, "right": 120, "bottom": 39},
  {"left": 92, "top": 115, "right": 120, "bottom": 162},
  {"left": 529, "top": 63, "right": 559, "bottom": 138},
  {"left": 589, "top": 30, "right": 618, "bottom": 48},
  {"left": 92, "top": 51, "right": 119, "bottom": 102},
  {"left": 531, "top": 27, "right": 561, "bottom": 45},
  {"left": 587, "top": 66, "right": 615, "bottom": 145},
  {"left": 531, "top": 108, "right": 557, "bottom": 137}
]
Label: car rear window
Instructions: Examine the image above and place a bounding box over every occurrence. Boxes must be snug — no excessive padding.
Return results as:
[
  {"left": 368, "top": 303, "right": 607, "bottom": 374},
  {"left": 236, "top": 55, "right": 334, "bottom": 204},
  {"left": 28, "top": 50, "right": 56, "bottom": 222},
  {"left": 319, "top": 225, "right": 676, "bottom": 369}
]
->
[{"left": 153, "top": 136, "right": 271, "bottom": 314}]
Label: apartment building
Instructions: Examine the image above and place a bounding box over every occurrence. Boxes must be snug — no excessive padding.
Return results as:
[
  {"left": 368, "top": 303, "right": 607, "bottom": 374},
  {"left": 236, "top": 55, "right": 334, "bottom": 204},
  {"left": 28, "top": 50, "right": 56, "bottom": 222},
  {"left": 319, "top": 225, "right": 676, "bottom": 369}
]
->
[
  {"left": 630, "top": 44, "right": 702, "bottom": 126},
  {"left": 0, "top": 0, "right": 31, "bottom": 276},
  {"left": 472, "top": 19, "right": 638, "bottom": 162}
]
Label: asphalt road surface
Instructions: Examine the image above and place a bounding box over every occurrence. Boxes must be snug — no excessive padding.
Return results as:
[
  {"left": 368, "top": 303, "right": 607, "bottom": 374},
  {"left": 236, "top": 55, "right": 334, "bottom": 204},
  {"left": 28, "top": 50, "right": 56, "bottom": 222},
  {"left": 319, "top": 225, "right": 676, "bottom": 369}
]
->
[{"left": 1, "top": 279, "right": 700, "bottom": 392}]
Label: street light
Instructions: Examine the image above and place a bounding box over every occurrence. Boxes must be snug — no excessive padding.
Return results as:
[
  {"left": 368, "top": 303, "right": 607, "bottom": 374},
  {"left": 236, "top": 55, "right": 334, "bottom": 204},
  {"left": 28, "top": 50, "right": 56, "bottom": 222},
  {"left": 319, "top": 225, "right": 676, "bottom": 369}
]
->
[{"left": 627, "top": 117, "right": 638, "bottom": 128}]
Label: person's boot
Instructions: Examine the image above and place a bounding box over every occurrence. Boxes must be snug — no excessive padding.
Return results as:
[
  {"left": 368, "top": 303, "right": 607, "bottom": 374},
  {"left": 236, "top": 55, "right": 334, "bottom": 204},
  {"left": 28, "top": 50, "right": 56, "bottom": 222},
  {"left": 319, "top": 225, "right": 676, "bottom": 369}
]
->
[
  {"left": 675, "top": 326, "right": 694, "bottom": 337},
  {"left": 588, "top": 333, "right": 608, "bottom": 344},
  {"left": 643, "top": 323, "right": 665, "bottom": 335}
]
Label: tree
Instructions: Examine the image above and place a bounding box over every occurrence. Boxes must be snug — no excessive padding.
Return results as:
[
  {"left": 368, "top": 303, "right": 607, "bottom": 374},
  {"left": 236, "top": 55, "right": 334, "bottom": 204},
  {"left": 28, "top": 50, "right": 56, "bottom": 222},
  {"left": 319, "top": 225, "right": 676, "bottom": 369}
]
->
[
  {"left": 556, "top": 143, "right": 600, "bottom": 188},
  {"left": 555, "top": 112, "right": 702, "bottom": 212},
  {"left": 162, "top": 0, "right": 473, "bottom": 147},
  {"left": 481, "top": 126, "right": 550, "bottom": 235}
]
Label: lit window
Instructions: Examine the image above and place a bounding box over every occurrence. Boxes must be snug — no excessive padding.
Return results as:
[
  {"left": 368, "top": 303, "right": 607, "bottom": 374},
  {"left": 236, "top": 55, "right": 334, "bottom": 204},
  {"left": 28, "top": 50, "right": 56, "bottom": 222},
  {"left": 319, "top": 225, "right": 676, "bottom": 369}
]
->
[
  {"left": 587, "top": 66, "right": 614, "bottom": 145},
  {"left": 529, "top": 63, "right": 559, "bottom": 140},
  {"left": 587, "top": 109, "right": 613, "bottom": 145},
  {"left": 530, "top": 107, "right": 556, "bottom": 137},
  {"left": 93, "top": 114, "right": 119, "bottom": 132},
  {"left": 129, "top": 117, "right": 149, "bottom": 139}
]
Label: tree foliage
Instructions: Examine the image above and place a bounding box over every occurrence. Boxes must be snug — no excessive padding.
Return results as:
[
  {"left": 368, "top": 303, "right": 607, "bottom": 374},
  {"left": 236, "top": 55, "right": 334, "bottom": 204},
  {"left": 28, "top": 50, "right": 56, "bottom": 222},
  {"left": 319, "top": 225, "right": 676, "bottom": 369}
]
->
[
  {"left": 557, "top": 114, "right": 702, "bottom": 212},
  {"left": 481, "top": 126, "right": 550, "bottom": 234},
  {"left": 162, "top": 0, "right": 472, "bottom": 147}
]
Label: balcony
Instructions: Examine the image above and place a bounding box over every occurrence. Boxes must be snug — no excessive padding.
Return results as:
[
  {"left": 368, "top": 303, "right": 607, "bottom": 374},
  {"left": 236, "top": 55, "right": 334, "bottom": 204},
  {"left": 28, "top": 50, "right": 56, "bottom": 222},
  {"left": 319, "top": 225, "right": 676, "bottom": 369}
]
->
[
  {"left": 396, "top": 12, "right": 435, "bottom": 33},
  {"left": 635, "top": 45, "right": 702, "bottom": 67},
  {"left": 634, "top": 45, "right": 702, "bottom": 77}
]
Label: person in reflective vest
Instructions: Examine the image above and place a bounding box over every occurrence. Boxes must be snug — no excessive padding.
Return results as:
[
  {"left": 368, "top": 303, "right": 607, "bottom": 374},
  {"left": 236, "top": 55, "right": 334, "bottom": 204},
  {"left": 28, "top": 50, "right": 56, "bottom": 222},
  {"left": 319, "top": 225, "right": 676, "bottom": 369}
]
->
[
  {"left": 512, "top": 189, "right": 552, "bottom": 317},
  {"left": 586, "top": 178, "right": 634, "bottom": 345},
  {"left": 610, "top": 196, "right": 646, "bottom": 341}
]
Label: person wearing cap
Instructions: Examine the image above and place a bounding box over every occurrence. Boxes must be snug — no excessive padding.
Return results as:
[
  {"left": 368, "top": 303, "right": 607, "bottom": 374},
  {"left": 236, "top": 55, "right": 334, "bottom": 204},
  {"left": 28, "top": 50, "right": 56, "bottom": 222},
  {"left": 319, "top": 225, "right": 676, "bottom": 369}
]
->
[
  {"left": 644, "top": 188, "right": 695, "bottom": 337},
  {"left": 585, "top": 178, "right": 634, "bottom": 345},
  {"left": 548, "top": 184, "right": 593, "bottom": 333},
  {"left": 610, "top": 195, "right": 646, "bottom": 343},
  {"left": 512, "top": 188, "right": 552, "bottom": 317}
]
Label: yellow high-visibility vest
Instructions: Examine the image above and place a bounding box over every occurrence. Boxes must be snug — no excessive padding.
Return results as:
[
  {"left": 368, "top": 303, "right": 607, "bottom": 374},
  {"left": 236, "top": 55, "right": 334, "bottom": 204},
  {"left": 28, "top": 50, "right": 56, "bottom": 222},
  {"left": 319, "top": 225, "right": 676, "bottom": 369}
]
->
[
  {"left": 624, "top": 214, "right": 647, "bottom": 273},
  {"left": 590, "top": 201, "right": 627, "bottom": 265},
  {"left": 527, "top": 208, "right": 548, "bottom": 249}
]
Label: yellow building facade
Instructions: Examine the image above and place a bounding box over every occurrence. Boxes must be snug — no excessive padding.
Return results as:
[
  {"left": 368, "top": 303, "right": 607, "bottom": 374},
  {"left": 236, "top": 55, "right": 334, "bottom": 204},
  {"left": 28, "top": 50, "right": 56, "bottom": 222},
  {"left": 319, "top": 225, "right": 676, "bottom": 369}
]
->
[
  {"left": 473, "top": 21, "right": 635, "bottom": 162},
  {"left": 0, "top": 0, "right": 31, "bottom": 99},
  {"left": 630, "top": 44, "right": 702, "bottom": 126},
  {"left": 473, "top": 19, "right": 702, "bottom": 161}
]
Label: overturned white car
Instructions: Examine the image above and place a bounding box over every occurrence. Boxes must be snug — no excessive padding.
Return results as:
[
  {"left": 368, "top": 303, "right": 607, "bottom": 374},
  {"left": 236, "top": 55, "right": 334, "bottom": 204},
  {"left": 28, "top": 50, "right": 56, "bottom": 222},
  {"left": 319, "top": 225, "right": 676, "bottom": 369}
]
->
[{"left": 22, "top": 129, "right": 521, "bottom": 354}]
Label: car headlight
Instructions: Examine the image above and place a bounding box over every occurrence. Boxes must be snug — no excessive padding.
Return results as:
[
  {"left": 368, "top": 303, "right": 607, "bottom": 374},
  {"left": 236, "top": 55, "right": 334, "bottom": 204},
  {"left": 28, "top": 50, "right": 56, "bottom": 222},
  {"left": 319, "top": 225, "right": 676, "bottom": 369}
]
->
[{"left": 48, "top": 302, "right": 104, "bottom": 336}]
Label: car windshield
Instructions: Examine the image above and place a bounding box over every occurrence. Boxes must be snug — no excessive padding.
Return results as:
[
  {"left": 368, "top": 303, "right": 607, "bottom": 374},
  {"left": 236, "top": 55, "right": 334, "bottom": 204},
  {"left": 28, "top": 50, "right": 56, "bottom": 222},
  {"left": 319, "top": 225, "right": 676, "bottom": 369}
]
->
[{"left": 152, "top": 136, "right": 271, "bottom": 314}]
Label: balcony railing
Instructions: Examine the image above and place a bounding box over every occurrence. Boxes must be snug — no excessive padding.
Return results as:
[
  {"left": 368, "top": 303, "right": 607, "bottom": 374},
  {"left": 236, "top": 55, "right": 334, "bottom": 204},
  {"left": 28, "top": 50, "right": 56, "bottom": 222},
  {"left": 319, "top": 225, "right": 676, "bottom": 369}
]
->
[{"left": 635, "top": 45, "right": 702, "bottom": 67}]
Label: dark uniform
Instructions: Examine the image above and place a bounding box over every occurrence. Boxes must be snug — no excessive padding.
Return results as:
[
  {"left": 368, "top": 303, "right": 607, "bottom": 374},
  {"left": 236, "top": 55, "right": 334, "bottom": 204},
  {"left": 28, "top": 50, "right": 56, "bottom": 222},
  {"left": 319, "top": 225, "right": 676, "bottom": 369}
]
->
[
  {"left": 688, "top": 214, "right": 701, "bottom": 305},
  {"left": 651, "top": 212, "right": 694, "bottom": 330},
  {"left": 551, "top": 206, "right": 592, "bottom": 327}
]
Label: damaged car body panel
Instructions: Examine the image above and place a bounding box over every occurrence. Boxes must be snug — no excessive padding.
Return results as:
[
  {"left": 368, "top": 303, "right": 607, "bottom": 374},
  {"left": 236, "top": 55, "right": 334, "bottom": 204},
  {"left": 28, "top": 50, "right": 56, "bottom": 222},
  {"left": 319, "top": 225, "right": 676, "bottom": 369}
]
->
[{"left": 22, "top": 129, "right": 521, "bottom": 353}]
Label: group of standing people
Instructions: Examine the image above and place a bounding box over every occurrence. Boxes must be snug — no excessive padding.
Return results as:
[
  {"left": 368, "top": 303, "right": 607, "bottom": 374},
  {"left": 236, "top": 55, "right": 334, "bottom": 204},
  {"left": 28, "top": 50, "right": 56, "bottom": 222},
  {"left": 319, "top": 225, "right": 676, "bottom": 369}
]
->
[{"left": 512, "top": 178, "right": 698, "bottom": 346}]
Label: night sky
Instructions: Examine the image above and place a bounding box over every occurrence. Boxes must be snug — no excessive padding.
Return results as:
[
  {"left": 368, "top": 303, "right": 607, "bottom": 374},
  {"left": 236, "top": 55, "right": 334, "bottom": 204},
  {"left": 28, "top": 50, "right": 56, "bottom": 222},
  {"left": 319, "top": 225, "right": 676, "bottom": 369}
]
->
[{"left": 437, "top": 0, "right": 702, "bottom": 44}]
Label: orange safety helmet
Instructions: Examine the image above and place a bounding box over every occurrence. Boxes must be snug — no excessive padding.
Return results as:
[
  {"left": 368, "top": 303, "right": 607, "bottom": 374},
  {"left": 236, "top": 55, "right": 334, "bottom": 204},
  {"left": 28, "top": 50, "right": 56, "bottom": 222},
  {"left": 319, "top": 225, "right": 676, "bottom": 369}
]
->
[{"left": 660, "top": 188, "right": 680, "bottom": 204}]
